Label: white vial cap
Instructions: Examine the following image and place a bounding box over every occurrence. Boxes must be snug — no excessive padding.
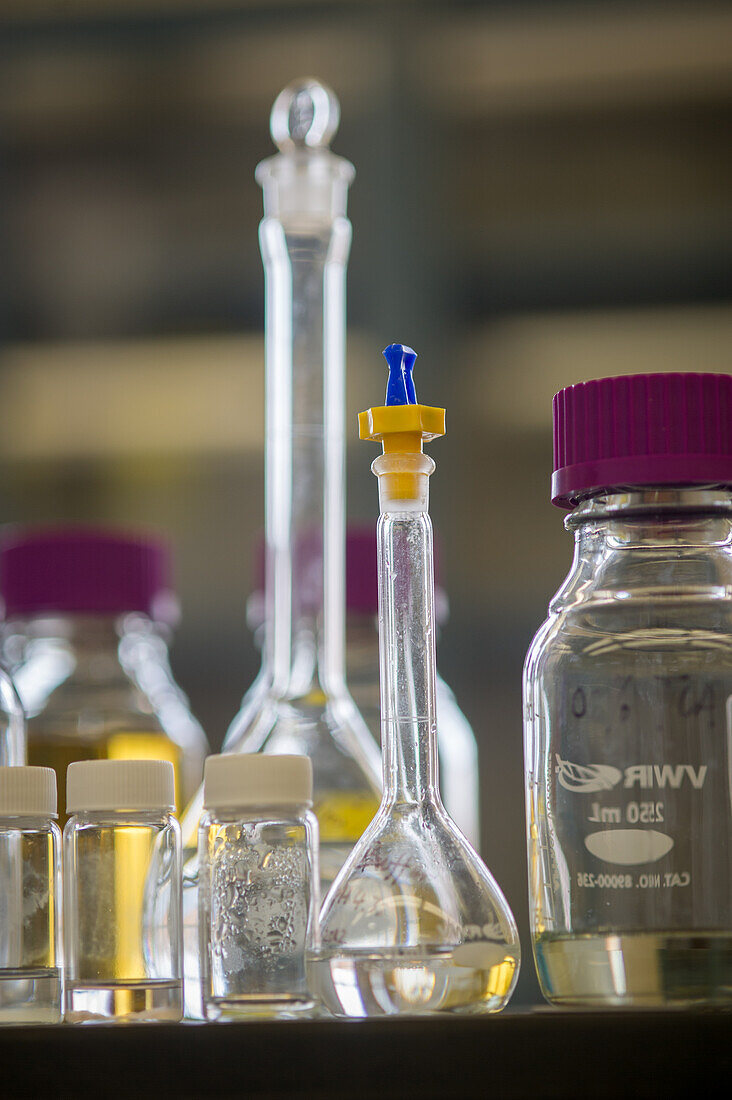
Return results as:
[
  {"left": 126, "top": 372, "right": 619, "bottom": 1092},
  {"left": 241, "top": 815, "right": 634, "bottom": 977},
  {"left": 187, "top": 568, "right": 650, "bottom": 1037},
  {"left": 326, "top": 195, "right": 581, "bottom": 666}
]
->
[
  {"left": 203, "top": 754, "right": 313, "bottom": 811},
  {"left": 0, "top": 766, "right": 57, "bottom": 817},
  {"left": 66, "top": 759, "right": 175, "bottom": 813}
]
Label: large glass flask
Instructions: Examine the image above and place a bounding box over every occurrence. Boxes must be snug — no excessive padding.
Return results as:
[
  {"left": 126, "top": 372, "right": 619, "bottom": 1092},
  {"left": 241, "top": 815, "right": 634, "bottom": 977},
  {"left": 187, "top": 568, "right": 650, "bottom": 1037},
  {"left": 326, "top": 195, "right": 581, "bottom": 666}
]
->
[
  {"left": 525, "top": 373, "right": 732, "bottom": 1007},
  {"left": 179, "top": 80, "right": 380, "bottom": 1014},
  {"left": 311, "top": 345, "right": 520, "bottom": 1017}
]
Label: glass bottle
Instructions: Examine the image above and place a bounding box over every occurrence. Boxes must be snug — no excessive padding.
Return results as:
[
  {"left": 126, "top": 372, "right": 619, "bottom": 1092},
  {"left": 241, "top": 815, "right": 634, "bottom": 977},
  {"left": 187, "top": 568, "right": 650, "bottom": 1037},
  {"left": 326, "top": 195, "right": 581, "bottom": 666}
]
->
[
  {"left": 64, "top": 759, "right": 182, "bottom": 1022},
  {"left": 0, "top": 766, "right": 62, "bottom": 1023},
  {"left": 344, "top": 528, "right": 480, "bottom": 849},
  {"left": 312, "top": 344, "right": 520, "bottom": 1017},
  {"left": 0, "top": 527, "right": 208, "bottom": 822},
  {"left": 525, "top": 372, "right": 732, "bottom": 1007},
  {"left": 199, "top": 753, "right": 319, "bottom": 1020}
]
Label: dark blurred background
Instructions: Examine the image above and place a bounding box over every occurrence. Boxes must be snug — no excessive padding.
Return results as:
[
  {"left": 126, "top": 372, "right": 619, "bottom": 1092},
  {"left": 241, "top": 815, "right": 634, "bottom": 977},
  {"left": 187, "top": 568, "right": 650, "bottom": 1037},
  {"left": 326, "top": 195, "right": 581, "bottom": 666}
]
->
[{"left": 1, "top": 0, "right": 731, "bottom": 1004}]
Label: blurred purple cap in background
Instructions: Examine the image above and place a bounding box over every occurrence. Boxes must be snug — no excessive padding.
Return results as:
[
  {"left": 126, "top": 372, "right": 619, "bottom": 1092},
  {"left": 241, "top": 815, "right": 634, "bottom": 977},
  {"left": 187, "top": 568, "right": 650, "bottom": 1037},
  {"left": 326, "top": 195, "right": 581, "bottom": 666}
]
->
[{"left": 0, "top": 527, "right": 177, "bottom": 622}]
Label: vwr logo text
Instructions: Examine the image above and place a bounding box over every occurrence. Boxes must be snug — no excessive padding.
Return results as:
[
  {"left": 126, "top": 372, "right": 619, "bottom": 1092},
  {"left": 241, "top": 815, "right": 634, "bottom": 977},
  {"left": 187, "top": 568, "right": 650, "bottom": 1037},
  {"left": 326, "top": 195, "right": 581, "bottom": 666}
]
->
[{"left": 555, "top": 756, "right": 708, "bottom": 794}]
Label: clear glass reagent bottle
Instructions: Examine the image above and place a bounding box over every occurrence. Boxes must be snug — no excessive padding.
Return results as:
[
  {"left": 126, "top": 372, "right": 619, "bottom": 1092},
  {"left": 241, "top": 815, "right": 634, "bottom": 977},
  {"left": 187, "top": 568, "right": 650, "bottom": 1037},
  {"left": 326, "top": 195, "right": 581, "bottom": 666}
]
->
[
  {"left": 525, "top": 372, "right": 732, "bottom": 1007},
  {"left": 64, "top": 759, "right": 182, "bottom": 1022},
  {"left": 0, "top": 766, "right": 62, "bottom": 1023},
  {"left": 0, "top": 527, "right": 208, "bottom": 821},
  {"left": 199, "top": 753, "right": 319, "bottom": 1020},
  {"left": 311, "top": 344, "right": 520, "bottom": 1017}
]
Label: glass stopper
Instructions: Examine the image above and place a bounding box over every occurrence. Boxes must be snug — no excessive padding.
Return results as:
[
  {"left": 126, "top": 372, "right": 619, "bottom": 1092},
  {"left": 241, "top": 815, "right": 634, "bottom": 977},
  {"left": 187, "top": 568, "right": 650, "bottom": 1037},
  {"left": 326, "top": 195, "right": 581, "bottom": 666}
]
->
[{"left": 270, "top": 79, "right": 341, "bottom": 152}]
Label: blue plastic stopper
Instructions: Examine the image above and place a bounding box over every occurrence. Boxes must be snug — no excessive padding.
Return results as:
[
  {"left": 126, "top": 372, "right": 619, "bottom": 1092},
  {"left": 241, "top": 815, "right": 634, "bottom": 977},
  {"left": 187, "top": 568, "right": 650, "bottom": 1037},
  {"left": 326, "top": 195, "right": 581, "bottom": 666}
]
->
[{"left": 383, "top": 344, "right": 417, "bottom": 407}]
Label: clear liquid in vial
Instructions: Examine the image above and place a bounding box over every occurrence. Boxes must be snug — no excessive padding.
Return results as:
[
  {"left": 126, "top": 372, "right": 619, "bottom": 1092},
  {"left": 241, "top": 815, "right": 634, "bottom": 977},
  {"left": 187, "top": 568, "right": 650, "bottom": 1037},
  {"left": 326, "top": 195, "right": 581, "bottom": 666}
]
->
[
  {"left": 0, "top": 966, "right": 62, "bottom": 1023},
  {"left": 66, "top": 978, "right": 182, "bottom": 1022}
]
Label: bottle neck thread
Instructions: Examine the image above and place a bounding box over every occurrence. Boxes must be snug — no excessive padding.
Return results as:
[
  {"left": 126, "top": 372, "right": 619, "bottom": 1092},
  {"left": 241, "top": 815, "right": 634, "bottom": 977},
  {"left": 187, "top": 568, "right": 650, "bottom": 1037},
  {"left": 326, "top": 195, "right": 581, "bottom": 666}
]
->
[{"left": 554, "top": 487, "right": 732, "bottom": 612}]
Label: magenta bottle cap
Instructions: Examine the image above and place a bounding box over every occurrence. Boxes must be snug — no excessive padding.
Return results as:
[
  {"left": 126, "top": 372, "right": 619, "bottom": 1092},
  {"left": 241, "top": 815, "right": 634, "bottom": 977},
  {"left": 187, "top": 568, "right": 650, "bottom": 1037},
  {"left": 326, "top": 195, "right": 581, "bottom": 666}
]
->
[
  {"left": 0, "top": 527, "right": 177, "bottom": 622},
  {"left": 552, "top": 372, "right": 732, "bottom": 508}
]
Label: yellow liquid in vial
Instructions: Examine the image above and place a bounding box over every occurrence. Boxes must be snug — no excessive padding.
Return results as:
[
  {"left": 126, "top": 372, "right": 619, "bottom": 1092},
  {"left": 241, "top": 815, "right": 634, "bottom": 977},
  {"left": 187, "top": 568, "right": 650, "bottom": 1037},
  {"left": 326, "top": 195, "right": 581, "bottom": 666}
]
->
[
  {"left": 28, "top": 730, "right": 184, "bottom": 822},
  {"left": 535, "top": 931, "right": 732, "bottom": 1006},
  {"left": 69, "top": 823, "right": 182, "bottom": 1021}
]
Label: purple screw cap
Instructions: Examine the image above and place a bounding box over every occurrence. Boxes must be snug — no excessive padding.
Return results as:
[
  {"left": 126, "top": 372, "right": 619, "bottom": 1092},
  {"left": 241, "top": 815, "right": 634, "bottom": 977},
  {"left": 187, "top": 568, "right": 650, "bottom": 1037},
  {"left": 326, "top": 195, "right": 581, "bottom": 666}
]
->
[
  {"left": 0, "top": 527, "right": 177, "bottom": 622},
  {"left": 552, "top": 373, "right": 732, "bottom": 508}
]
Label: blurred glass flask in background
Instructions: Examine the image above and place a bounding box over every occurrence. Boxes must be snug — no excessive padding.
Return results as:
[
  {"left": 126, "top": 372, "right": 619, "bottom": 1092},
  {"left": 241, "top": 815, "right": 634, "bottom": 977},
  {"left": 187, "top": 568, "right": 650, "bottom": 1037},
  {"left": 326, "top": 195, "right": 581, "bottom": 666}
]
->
[{"left": 179, "top": 80, "right": 381, "bottom": 1014}]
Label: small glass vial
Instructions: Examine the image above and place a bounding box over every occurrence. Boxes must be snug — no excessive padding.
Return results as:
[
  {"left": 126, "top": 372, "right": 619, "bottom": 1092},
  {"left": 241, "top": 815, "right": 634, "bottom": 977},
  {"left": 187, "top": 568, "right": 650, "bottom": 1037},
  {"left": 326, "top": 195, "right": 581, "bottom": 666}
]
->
[
  {"left": 199, "top": 753, "right": 319, "bottom": 1020},
  {"left": 525, "top": 373, "right": 732, "bottom": 1007},
  {"left": 64, "top": 759, "right": 182, "bottom": 1022},
  {"left": 0, "top": 766, "right": 62, "bottom": 1023}
]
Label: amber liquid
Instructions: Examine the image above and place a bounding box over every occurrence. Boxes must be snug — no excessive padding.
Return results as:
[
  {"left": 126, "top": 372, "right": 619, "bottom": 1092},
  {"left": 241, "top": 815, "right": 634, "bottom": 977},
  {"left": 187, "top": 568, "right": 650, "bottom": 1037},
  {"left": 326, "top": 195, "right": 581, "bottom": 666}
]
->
[
  {"left": 28, "top": 730, "right": 185, "bottom": 822},
  {"left": 313, "top": 790, "right": 381, "bottom": 893}
]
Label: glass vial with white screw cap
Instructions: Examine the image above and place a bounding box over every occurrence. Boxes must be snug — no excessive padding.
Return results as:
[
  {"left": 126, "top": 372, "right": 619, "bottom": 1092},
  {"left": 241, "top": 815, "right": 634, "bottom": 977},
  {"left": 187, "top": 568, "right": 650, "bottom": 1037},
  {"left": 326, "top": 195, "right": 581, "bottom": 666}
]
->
[
  {"left": 311, "top": 345, "right": 520, "bottom": 1017},
  {"left": 0, "top": 766, "right": 62, "bottom": 1023},
  {"left": 64, "top": 759, "right": 182, "bottom": 1022},
  {"left": 199, "top": 754, "right": 319, "bottom": 1020}
]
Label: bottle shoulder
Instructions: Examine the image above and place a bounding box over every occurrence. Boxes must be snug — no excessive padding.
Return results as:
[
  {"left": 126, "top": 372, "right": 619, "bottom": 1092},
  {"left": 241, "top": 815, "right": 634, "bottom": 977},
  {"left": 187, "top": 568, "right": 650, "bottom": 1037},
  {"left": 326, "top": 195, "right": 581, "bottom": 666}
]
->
[
  {"left": 526, "top": 597, "right": 732, "bottom": 685},
  {"left": 15, "top": 634, "right": 205, "bottom": 751}
]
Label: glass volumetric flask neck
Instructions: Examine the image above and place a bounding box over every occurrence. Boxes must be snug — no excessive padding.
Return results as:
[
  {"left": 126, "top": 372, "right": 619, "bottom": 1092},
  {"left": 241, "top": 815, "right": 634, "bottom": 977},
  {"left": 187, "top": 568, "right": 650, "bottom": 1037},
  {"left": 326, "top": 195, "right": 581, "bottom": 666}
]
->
[
  {"left": 343, "top": 527, "right": 480, "bottom": 849},
  {"left": 311, "top": 345, "right": 520, "bottom": 1017}
]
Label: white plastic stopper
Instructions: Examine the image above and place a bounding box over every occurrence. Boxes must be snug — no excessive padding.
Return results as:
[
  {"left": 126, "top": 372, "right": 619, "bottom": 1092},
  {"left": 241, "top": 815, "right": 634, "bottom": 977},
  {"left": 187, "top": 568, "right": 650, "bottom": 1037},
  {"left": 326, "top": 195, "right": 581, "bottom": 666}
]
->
[
  {"left": 66, "top": 759, "right": 175, "bottom": 813},
  {"left": 203, "top": 753, "right": 313, "bottom": 811},
  {"left": 0, "top": 766, "right": 57, "bottom": 817}
]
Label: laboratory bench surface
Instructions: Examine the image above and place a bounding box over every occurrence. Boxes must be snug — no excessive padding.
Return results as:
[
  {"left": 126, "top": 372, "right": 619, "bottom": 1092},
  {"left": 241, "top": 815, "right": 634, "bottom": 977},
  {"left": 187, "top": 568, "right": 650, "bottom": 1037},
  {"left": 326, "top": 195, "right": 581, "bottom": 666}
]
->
[{"left": 1, "top": 1009, "right": 730, "bottom": 1099}]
